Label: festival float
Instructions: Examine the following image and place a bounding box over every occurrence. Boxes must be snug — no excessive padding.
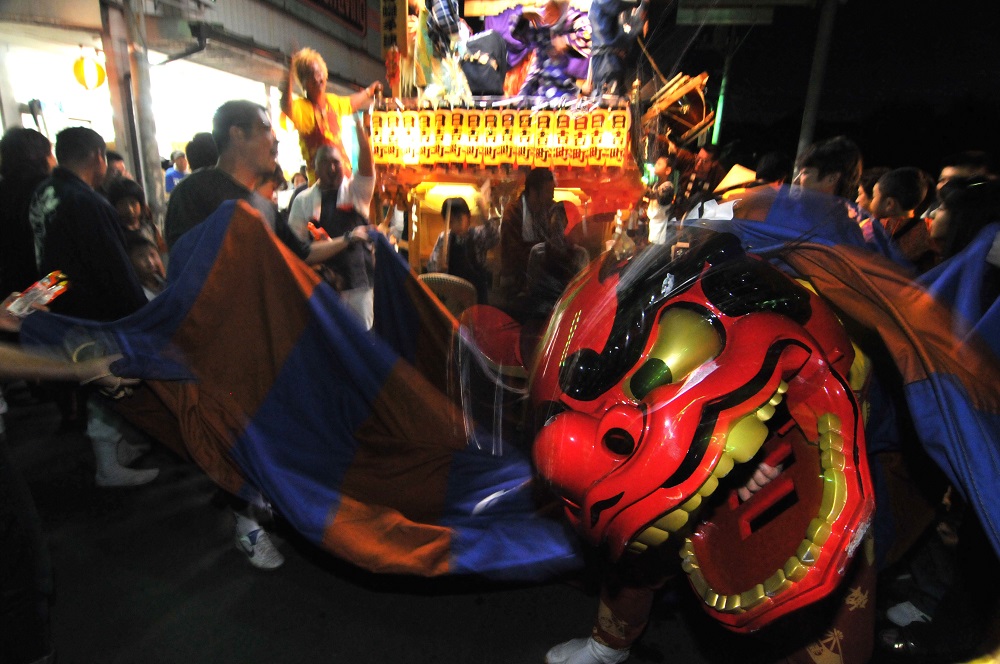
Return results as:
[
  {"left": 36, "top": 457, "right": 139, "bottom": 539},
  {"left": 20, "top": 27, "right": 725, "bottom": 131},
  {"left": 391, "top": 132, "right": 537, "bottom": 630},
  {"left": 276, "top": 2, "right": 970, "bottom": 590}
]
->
[{"left": 370, "top": 42, "right": 714, "bottom": 270}]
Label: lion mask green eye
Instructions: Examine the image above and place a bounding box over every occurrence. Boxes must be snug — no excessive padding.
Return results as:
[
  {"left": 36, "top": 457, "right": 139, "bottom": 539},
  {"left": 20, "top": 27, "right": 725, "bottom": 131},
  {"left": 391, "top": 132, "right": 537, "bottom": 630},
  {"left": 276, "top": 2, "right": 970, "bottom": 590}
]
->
[{"left": 627, "top": 307, "right": 722, "bottom": 401}]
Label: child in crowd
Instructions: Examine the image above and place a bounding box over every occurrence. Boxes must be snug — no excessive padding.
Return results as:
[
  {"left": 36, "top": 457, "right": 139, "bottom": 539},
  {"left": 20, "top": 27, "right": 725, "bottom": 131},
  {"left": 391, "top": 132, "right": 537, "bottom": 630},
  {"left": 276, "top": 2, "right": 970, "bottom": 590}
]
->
[{"left": 126, "top": 234, "right": 166, "bottom": 301}]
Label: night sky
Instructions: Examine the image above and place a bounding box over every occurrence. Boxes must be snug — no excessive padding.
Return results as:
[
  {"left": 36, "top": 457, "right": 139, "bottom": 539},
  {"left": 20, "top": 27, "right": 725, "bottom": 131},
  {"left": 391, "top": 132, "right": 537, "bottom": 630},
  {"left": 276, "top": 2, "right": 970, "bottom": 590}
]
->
[{"left": 641, "top": 0, "right": 1000, "bottom": 173}]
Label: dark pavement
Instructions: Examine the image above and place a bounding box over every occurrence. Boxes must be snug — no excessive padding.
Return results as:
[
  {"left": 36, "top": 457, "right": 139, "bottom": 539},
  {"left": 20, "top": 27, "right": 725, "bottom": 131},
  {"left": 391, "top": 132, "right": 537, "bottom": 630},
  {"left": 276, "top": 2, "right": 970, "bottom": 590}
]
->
[{"left": 2, "top": 386, "right": 775, "bottom": 664}]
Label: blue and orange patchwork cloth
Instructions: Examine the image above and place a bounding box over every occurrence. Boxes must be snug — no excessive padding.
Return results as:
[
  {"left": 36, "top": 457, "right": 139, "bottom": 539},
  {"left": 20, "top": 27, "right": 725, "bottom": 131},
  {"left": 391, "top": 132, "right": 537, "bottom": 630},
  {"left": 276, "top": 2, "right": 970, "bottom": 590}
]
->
[
  {"left": 21, "top": 200, "right": 581, "bottom": 580},
  {"left": 690, "top": 186, "right": 1000, "bottom": 557},
  {"left": 21, "top": 187, "right": 1000, "bottom": 578}
]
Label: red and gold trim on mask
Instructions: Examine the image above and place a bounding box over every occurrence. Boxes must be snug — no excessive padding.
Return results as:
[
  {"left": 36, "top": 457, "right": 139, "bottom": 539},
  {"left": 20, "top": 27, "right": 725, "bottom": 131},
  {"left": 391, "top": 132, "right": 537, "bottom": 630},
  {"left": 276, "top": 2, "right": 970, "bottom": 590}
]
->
[{"left": 531, "top": 235, "right": 874, "bottom": 632}]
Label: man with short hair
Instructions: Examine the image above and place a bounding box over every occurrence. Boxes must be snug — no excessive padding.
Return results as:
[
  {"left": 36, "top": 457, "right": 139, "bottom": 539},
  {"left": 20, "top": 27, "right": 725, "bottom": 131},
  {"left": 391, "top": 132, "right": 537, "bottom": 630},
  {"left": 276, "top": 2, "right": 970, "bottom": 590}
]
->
[
  {"left": 97, "top": 149, "right": 131, "bottom": 200},
  {"left": 28, "top": 126, "right": 157, "bottom": 488},
  {"left": 871, "top": 167, "right": 935, "bottom": 272},
  {"left": 166, "top": 100, "right": 281, "bottom": 248},
  {"left": 164, "top": 149, "right": 189, "bottom": 193},
  {"left": 498, "top": 167, "right": 558, "bottom": 305},
  {"left": 662, "top": 140, "right": 724, "bottom": 209},
  {"left": 165, "top": 100, "right": 373, "bottom": 568},
  {"left": 792, "top": 136, "right": 863, "bottom": 199},
  {"left": 287, "top": 121, "right": 376, "bottom": 328},
  {"left": 105, "top": 150, "right": 131, "bottom": 179},
  {"left": 184, "top": 132, "right": 218, "bottom": 172},
  {"left": 30, "top": 129, "right": 147, "bottom": 322}
]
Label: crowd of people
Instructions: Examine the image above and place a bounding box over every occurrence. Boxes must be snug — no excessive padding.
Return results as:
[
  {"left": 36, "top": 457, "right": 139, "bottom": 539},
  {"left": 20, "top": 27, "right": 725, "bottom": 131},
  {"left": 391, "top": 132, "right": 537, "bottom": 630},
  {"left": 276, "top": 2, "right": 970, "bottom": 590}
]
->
[
  {"left": 1, "top": 31, "right": 999, "bottom": 664},
  {"left": 634, "top": 135, "right": 1000, "bottom": 283}
]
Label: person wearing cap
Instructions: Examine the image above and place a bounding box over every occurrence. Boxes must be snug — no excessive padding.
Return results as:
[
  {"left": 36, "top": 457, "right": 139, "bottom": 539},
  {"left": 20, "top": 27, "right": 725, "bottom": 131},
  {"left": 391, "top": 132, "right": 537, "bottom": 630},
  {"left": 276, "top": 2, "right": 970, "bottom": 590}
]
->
[{"left": 164, "top": 150, "right": 189, "bottom": 193}]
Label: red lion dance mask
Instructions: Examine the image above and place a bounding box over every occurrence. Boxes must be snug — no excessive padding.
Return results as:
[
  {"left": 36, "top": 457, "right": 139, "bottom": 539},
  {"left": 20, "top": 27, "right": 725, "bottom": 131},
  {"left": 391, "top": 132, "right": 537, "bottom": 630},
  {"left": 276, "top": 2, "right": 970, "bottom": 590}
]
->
[{"left": 531, "top": 233, "right": 874, "bottom": 632}]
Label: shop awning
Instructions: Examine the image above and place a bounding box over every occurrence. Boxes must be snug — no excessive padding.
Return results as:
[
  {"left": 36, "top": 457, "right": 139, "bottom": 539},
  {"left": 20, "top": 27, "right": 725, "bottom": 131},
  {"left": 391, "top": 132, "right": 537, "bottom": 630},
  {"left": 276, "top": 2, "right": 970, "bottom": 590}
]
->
[{"left": 143, "top": 18, "right": 365, "bottom": 93}]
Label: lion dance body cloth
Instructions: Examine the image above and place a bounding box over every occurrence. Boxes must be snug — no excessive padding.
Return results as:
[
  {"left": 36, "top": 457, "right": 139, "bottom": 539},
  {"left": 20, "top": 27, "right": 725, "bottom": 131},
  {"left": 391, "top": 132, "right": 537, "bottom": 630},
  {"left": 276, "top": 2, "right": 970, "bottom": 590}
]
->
[{"left": 21, "top": 201, "right": 582, "bottom": 581}]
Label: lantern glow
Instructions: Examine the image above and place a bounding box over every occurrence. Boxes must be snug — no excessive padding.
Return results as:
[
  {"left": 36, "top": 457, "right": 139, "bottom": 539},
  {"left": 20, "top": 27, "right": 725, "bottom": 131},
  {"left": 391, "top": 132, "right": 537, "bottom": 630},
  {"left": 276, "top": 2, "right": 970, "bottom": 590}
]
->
[
  {"left": 372, "top": 107, "right": 631, "bottom": 169},
  {"left": 73, "top": 55, "right": 106, "bottom": 90}
]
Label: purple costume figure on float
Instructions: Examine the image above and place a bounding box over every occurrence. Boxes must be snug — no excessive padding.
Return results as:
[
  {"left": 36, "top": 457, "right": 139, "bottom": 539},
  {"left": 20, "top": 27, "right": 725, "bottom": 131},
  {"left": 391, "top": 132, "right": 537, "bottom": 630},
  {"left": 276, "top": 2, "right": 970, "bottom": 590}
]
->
[
  {"left": 486, "top": 7, "right": 533, "bottom": 71},
  {"left": 510, "top": 0, "right": 591, "bottom": 99}
]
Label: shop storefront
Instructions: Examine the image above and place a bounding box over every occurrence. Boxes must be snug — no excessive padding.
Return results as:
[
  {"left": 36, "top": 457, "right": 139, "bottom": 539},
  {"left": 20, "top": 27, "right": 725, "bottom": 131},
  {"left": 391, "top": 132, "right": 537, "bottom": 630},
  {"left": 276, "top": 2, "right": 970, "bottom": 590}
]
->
[
  {"left": 1, "top": 0, "right": 384, "bottom": 209},
  {"left": 0, "top": 22, "right": 115, "bottom": 142}
]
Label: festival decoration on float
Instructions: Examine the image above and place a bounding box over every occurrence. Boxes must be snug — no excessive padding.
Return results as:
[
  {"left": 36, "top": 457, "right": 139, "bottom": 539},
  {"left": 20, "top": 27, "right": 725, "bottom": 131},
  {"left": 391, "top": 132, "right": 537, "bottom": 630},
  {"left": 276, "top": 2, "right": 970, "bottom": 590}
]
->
[
  {"left": 385, "top": 46, "right": 402, "bottom": 98},
  {"left": 380, "top": 0, "right": 408, "bottom": 59},
  {"left": 371, "top": 105, "right": 631, "bottom": 169},
  {"left": 640, "top": 72, "right": 714, "bottom": 146}
]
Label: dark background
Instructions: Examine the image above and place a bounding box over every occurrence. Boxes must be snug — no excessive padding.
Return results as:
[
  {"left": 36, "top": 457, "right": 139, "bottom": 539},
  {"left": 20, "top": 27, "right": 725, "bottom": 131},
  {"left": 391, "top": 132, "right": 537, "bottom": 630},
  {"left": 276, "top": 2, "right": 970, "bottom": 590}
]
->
[{"left": 639, "top": 0, "right": 1000, "bottom": 173}]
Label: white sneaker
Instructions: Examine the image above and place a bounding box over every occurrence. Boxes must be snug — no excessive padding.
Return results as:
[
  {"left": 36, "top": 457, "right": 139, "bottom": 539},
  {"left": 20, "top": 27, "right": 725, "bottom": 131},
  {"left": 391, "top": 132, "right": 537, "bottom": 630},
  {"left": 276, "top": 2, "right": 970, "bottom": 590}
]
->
[
  {"left": 95, "top": 464, "right": 159, "bottom": 487},
  {"left": 235, "top": 528, "right": 285, "bottom": 570},
  {"left": 546, "top": 637, "right": 629, "bottom": 664},
  {"left": 91, "top": 428, "right": 158, "bottom": 487},
  {"left": 116, "top": 438, "right": 151, "bottom": 466},
  {"left": 886, "top": 601, "right": 932, "bottom": 627}
]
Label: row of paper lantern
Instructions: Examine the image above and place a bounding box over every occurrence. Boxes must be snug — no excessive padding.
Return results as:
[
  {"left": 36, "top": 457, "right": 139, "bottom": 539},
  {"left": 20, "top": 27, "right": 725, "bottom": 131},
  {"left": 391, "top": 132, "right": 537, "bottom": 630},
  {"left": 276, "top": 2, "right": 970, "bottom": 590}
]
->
[{"left": 371, "top": 109, "right": 631, "bottom": 168}]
